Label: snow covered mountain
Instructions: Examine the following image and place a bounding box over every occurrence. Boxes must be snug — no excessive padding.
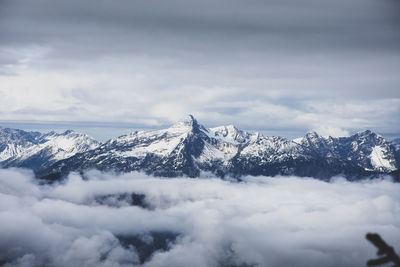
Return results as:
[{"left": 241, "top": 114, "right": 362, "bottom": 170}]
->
[
  {"left": 38, "top": 116, "right": 384, "bottom": 180},
  {"left": 294, "top": 130, "right": 399, "bottom": 172},
  {"left": 0, "top": 128, "right": 100, "bottom": 171},
  {"left": 2, "top": 117, "right": 398, "bottom": 181},
  {"left": 0, "top": 127, "right": 42, "bottom": 161}
]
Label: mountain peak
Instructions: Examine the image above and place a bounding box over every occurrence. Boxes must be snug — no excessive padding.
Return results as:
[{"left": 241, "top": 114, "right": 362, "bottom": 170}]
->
[
  {"left": 226, "top": 124, "right": 238, "bottom": 131},
  {"left": 180, "top": 114, "right": 197, "bottom": 125},
  {"left": 170, "top": 115, "right": 206, "bottom": 133},
  {"left": 62, "top": 129, "right": 75, "bottom": 135},
  {"left": 305, "top": 131, "right": 321, "bottom": 139},
  {"left": 354, "top": 130, "right": 380, "bottom": 139},
  {"left": 357, "top": 129, "right": 372, "bottom": 135},
  {"left": 211, "top": 124, "right": 238, "bottom": 134}
]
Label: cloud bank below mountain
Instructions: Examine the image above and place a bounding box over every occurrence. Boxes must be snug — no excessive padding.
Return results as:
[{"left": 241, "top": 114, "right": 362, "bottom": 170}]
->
[{"left": 0, "top": 168, "right": 399, "bottom": 267}]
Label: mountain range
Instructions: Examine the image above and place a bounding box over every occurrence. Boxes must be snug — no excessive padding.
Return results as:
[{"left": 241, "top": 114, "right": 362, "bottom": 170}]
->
[
  {"left": 1, "top": 115, "right": 399, "bottom": 181},
  {"left": 0, "top": 128, "right": 100, "bottom": 171}
]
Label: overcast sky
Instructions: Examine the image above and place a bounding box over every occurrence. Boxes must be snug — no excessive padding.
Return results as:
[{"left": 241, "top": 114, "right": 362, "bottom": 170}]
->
[{"left": 0, "top": 0, "right": 399, "bottom": 140}]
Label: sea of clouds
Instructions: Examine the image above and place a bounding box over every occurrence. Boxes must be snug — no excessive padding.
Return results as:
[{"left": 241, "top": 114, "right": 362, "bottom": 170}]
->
[{"left": 0, "top": 168, "right": 399, "bottom": 267}]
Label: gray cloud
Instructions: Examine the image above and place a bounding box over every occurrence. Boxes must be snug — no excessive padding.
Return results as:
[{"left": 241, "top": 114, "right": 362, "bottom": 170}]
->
[
  {"left": 1, "top": 168, "right": 400, "bottom": 266},
  {"left": 0, "top": 0, "right": 399, "bottom": 137}
]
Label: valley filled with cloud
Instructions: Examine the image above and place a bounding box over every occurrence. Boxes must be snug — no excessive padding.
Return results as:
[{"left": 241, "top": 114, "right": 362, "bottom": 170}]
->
[{"left": 1, "top": 169, "right": 399, "bottom": 267}]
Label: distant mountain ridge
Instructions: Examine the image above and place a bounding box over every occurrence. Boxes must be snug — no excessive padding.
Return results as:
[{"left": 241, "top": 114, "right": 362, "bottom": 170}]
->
[
  {"left": 296, "top": 130, "right": 398, "bottom": 172},
  {"left": 0, "top": 127, "right": 43, "bottom": 161},
  {"left": 0, "top": 116, "right": 399, "bottom": 181},
  {"left": 0, "top": 127, "right": 100, "bottom": 171}
]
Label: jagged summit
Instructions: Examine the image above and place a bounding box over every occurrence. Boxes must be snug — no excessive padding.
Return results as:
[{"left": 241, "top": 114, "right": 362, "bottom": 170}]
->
[
  {"left": 0, "top": 127, "right": 100, "bottom": 171},
  {"left": 303, "top": 131, "right": 322, "bottom": 141},
  {"left": 170, "top": 115, "right": 195, "bottom": 128},
  {"left": 305, "top": 131, "right": 320, "bottom": 137},
  {"left": 169, "top": 115, "right": 208, "bottom": 134},
  {"left": 0, "top": 128, "right": 43, "bottom": 161},
  {"left": 297, "top": 129, "right": 398, "bottom": 172},
  {"left": 209, "top": 124, "right": 252, "bottom": 144},
  {"left": 172, "top": 114, "right": 197, "bottom": 127},
  {"left": 62, "top": 129, "right": 75, "bottom": 135},
  {"left": 356, "top": 129, "right": 373, "bottom": 136}
]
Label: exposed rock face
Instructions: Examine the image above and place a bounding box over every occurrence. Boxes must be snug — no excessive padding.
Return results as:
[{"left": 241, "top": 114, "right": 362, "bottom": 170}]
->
[
  {"left": 34, "top": 116, "right": 398, "bottom": 180},
  {"left": 0, "top": 128, "right": 100, "bottom": 171},
  {"left": 1, "top": 117, "right": 398, "bottom": 180},
  {"left": 296, "top": 130, "right": 399, "bottom": 172}
]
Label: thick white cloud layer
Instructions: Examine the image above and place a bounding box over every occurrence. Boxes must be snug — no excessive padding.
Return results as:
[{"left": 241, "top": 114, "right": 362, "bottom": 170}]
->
[{"left": 0, "top": 168, "right": 400, "bottom": 267}]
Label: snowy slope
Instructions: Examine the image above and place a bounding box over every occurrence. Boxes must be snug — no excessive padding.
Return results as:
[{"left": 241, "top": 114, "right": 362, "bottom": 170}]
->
[
  {"left": 369, "top": 146, "right": 396, "bottom": 171},
  {"left": 109, "top": 118, "right": 195, "bottom": 158},
  {"left": 1, "top": 129, "right": 100, "bottom": 171},
  {"left": 295, "top": 130, "right": 398, "bottom": 172},
  {"left": 3, "top": 116, "right": 398, "bottom": 180},
  {"left": 197, "top": 125, "right": 252, "bottom": 165},
  {"left": 207, "top": 125, "right": 252, "bottom": 144},
  {"left": 39, "top": 116, "right": 373, "bottom": 180},
  {"left": 0, "top": 128, "right": 42, "bottom": 161}
]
